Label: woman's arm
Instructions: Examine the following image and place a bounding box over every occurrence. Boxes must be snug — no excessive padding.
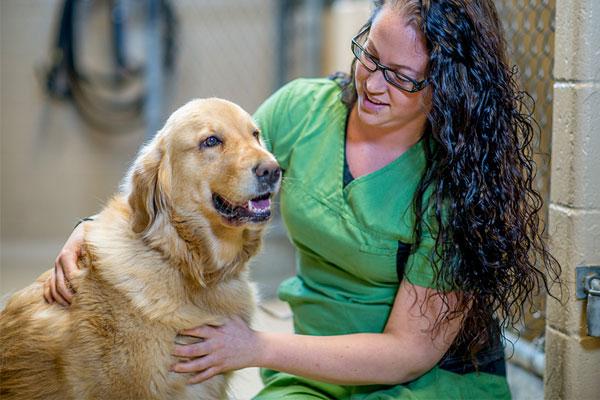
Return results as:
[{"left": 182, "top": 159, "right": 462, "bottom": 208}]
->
[{"left": 172, "top": 280, "right": 463, "bottom": 385}]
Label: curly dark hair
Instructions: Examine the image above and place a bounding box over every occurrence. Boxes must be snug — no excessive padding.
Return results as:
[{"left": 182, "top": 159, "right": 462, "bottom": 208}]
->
[{"left": 339, "top": 0, "right": 562, "bottom": 358}]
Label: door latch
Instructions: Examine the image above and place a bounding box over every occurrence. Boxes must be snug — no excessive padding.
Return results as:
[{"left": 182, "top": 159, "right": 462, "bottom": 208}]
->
[{"left": 576, "top": 266, "right": 600, "bottom": 337}]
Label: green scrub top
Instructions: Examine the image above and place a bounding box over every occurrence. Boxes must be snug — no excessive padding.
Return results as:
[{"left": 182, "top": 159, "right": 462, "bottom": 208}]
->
[{"left": 252, "top": 78, "right": 510, "bottom": 399}]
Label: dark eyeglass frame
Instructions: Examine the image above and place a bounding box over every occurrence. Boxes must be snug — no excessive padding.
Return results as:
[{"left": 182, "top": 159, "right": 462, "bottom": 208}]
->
[{"left": 351, "top": 28, "right": 429, "bottom": 93}]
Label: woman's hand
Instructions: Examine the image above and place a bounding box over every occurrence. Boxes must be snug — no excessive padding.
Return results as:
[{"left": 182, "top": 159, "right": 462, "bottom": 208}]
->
[
  {"left": 171, "top": 316, "right": 263, "bottom": 384},
  {"left": 43, "top": 222, "right": 86, "bottom": 306}
]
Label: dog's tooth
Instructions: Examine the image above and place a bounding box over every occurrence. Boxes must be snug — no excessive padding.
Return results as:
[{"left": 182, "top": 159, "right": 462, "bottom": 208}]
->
[{"left": 248, "top": 200, "right": 256, "bottom": 212}]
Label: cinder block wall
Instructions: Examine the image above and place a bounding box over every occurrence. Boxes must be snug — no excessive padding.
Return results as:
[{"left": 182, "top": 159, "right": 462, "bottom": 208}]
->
[{"left": 545, "top": 0, "right": 600, "bottom": 399}]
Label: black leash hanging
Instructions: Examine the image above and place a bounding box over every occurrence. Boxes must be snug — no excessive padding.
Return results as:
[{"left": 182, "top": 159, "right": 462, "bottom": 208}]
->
[{"left": 44, "top": 0, "right": 177, "bottom": 133}]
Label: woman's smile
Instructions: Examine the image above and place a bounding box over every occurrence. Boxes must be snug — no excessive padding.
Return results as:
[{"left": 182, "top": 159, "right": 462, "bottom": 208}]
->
[{"left": 361, "top": 90, "right": 390, "bottom": 113}]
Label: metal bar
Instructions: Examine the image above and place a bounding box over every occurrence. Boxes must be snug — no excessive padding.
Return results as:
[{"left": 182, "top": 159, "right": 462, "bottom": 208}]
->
[
  {"left": 111, "top": 0, "right": 127, "bottom": 70},
  {"left": 276, "top": 0, "right": 293, "bottom": 89},
  {"left": 304, "top": 0, "right": 325, "bottom": 78},
  {"left": 504, "top": 330, "right": 545, "bottom": 377},
  {"left": 144, "top": 0, "right": 164, "bottom": 140}
]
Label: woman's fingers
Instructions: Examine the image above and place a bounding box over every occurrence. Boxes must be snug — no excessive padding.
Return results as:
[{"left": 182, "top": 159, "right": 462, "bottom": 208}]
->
[
  {"left": 55, "top": 260, "right": 74, "bottom": 303},
  {"left": 49, "top": 267, "right": 69, "bottom": 306},
  {"left": 172, "top": 354, "right": 219, "bottom": 374},
  {"left": 172, "top": 341, "right": 211, "bottom": 358},
  {"left": 43, "top": 276, "right": 54, "bottom": 304},
  {"left": 44, "top": 221, "right": 87, "bottom": 305},
  {"left": 50, "top": 247, "right": 83, "bottom": 304},
  {"left": 188, "top": 367, "right": 221, "bottom": 384},
  {"left": 59, "top": 248, "right": 81, "bottom": 284}
]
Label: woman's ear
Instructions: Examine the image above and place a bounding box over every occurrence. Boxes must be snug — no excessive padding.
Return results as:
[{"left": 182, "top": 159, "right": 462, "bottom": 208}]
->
[{"left": 128, "top": 138, "right": 171, "bottom": 234}]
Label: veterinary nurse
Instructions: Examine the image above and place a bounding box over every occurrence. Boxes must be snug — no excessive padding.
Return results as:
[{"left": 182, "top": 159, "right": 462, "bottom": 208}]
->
[{"left": 47, "top": 1, "right": 561, "bottom": 398}]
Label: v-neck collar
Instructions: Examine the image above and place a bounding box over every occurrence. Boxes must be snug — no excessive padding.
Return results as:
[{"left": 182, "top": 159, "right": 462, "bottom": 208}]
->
[{"left": 341, "top": 107, "right": 426, "bottom": 193}]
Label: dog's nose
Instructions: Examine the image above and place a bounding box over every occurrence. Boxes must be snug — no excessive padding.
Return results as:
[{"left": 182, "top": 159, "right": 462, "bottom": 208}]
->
[{"left": 254, "top": 161, "right": 281, "bottom": 186}]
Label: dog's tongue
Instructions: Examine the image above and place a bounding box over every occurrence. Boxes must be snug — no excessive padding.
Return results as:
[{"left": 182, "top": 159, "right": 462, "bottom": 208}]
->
[{"left": 249, "top": 198, "right": 271, "bottom": 211}]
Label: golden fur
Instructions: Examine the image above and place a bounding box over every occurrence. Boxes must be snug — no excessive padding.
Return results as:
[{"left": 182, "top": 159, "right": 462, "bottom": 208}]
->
[{"left": 0, "top": 98, "right": 280, "bottom": 399}]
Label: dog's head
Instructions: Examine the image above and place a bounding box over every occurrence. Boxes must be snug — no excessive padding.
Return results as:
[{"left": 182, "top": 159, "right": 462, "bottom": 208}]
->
[{"left": 124, "top": 98, "right": 281, "bottom": 236}]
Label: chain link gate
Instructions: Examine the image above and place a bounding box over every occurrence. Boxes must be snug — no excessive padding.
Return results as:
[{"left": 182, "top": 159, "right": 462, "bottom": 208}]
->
[
  {"left": 171, "top": 0, "right": 278, "bottom": 114},
  {"left": 496, "top": 0, "right": 556, "bottom": 345}
]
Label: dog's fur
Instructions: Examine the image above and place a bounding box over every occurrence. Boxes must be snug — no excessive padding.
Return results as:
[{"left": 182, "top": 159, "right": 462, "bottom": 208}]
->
[{"left": 0, "top": 98, "right": 280, "bottom": 399}]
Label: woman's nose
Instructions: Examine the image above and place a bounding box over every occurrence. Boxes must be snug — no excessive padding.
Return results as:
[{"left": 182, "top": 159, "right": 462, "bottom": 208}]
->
[{"left": 365, "top": 68, "right": 387, "bottom": 93}]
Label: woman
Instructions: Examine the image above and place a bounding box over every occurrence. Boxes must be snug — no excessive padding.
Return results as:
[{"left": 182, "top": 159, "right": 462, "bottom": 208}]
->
[{"left": 46, "top": 0, "right": 561, "bottom": 398}]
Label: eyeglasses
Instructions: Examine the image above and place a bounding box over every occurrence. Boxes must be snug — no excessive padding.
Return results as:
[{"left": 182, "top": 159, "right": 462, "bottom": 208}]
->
[{"left": 351, "top": 28, "right": 429, "bottom": 93}]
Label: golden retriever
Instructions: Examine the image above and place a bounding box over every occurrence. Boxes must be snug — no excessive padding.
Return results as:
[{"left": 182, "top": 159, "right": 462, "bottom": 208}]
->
[{"left": 0, "top": 98, "right": 281, "bottom": 399}]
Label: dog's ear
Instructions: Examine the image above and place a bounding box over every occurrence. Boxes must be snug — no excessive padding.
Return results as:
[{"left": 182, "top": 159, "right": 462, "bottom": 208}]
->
[{"left": 128, "top": 137, "right": 172, "bottom": 234}]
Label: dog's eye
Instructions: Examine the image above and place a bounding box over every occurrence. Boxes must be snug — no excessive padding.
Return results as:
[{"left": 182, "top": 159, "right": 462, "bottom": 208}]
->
[
  {"left": 252, "top": 130, "right": 260, "bottom": 141},
  {"left": 200, "top": 136, "right": 222, "bottom": 149}
]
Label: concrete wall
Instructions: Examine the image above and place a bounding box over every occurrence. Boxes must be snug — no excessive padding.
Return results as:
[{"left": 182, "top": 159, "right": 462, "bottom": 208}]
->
[
  {"left": 0, "top": 0, "right": 295, "bottom": 298},
  {"left": 545, "top": 0, "right": 600, "bottom": 399}
]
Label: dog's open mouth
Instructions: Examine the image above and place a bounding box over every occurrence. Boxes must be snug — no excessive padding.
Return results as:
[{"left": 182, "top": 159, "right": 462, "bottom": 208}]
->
[{"left": 212, "top": 192, "right": 273, "bottom": 223}]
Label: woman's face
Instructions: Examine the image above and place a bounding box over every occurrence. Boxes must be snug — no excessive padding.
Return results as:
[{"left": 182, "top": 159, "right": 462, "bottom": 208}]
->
[{"left": 354, "top": 6, "right": 431, "bottom": 133}]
